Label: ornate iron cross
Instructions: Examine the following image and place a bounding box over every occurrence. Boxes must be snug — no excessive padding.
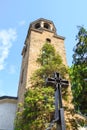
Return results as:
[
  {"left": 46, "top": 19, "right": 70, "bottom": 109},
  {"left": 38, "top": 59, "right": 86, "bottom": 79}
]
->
[{"left": 46, "top": 72, "right": 69, "bottom": 130}]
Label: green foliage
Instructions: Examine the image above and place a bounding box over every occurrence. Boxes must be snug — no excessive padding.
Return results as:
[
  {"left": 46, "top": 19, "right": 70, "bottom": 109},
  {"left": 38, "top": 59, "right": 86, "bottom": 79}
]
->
[
  {"left": 70, "top": 26, "right": 87, "bottom": 114},
  {"left": 73, "top": 26, "right": 87, "bottom": 64},
  {"left": 37, "top": 42, "right": 56, "bottom": 65},
  {"left": 15, "top": 42, "right": 68, "bottom": 130},
  {"left": 15, "top": 87, "right": 55, "bottom": 130},
  {"left": 32, "top": 43, "right": 68, "bottom": 87}
]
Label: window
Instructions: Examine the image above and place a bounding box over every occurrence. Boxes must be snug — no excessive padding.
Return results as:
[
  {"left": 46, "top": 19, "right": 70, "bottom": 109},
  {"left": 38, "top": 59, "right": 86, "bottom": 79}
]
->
[
  {"left": 44, "top": 23, "right": 50, "bottom": 29},
  {"left": 46, "top": 38, "right": 51, "bottom": 43},
  {"left": 23, "top": 45, "right": 27, "bottom": 57},
  {"left": 35, "top": 23, "right": 40, "bottom": 29},
  {"left": 21, "top": 69, "right": 24, "bottom": 84}
]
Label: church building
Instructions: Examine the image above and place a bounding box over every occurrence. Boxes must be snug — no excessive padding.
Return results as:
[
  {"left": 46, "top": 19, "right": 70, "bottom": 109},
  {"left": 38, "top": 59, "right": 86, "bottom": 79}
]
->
[
  {"left": 0, "top": 96, "right": 17, "bottom": 130},
  {"left": 0, "top": 18, "right": 86, "bottom": 130}
]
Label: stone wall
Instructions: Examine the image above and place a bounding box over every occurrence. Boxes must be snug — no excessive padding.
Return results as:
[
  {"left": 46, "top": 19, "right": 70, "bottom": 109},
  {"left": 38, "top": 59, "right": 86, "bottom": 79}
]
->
[{"left": 17, "top": 27, "right": 68, "bottom": 104}]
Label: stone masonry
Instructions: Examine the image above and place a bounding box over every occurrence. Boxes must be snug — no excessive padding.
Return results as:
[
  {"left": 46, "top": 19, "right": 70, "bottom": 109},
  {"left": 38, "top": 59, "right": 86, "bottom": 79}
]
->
[{"left": 17, "top": 18, "right": 68, "bottom": 104}]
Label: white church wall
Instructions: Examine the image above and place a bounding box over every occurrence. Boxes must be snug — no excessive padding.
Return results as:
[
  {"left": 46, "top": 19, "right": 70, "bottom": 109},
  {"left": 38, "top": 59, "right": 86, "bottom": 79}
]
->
[
  {"left": 0, "top": 97, "right": 17, "bottom": 130},
  {"left": 78, "top": 127, "right": 87, "bottom": 130}
]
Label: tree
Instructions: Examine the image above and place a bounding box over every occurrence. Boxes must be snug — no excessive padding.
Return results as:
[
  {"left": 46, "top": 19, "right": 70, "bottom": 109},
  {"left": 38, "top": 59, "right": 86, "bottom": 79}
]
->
[
  {"left": 15, "top": 42, "right": 87, "bottom": 130},
  {"left": 32, "top": 42, "right": 68, "bottom": 87},
  {"left": 70, "top": 26, "right": 87, "bottom": 114},
  {"left": 15, "top": 42, "right": 68, "bottom": 130}
]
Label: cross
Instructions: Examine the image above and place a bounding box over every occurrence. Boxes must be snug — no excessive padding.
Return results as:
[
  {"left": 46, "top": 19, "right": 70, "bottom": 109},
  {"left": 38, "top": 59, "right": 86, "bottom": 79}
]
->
[{"left": 46, "top": 72, "right": 69, "bottom": 130}]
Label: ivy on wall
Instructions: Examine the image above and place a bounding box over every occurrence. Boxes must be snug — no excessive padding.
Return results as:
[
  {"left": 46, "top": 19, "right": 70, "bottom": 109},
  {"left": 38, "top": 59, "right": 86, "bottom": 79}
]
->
[{"left": 15, "top": 43, "right": 68, "bottom": 130}]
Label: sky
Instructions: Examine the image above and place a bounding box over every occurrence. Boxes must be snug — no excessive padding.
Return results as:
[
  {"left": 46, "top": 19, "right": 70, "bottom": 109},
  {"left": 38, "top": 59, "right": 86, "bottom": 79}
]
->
[{"left": 0, "top": 0, "right": 87, "bottom": 97}]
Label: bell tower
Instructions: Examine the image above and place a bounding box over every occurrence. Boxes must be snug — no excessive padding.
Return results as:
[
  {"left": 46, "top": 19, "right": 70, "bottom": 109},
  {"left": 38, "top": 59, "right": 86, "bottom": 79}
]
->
[
  {"left": 17, "top": 18, "right": 68, "bottom": 103},
  {"left": 17, "top": 18, "right": 87, "bottom": 130}
]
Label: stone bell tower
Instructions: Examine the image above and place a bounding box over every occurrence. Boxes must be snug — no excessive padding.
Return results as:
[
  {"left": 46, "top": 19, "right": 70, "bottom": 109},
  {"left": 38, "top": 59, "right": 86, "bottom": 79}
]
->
[
  {"left": 17, "top": 18, "right": 87, "bottom": 129},
  {"left": 17, "top": 18, "right": 68, "bottom": 104}
]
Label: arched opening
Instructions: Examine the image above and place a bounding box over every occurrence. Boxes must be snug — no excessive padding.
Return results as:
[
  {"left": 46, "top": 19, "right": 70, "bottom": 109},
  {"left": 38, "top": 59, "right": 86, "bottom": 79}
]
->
[
  {"left": 46, "top": 38, "right": 51, "bottom": 43},
  {"left": 44, "top": 23, "right": 50, "bottom": 29},
  {"left": 35, "top": 23, "right": 40, "bottom": 29}
]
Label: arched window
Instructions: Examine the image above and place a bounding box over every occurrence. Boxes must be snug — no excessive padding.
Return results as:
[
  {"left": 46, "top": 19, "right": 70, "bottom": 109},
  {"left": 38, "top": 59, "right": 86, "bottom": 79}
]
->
[
  {"left": 44, "top": 23, "right": 50, "bottom": 29},
  {"left": 46, "top": 38, "right": 51, "bottom": 43},
  {"left": 21, "top": 69, "right": 24, "bottom": 84},
  {"left": 35, "top": 23, "right": 40, "bottom": 29}
]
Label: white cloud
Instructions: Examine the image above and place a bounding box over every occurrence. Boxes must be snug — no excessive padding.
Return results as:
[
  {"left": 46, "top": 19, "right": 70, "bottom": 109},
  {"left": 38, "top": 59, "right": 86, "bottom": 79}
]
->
[
  {"left": 19, "top": 20, "right": 26, "bottom": 26},
  {"left": 0, "top": 28, "right": 17, "bottom": 70}
]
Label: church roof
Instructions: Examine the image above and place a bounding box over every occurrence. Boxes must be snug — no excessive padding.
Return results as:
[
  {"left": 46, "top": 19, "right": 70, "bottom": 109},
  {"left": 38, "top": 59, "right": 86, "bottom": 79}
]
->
[
  {"left": 0, "top": 96, "right": 17, "bottom": 100},
  {"left": 0, "top": 96, "right": 17, "bottom": 104},
  {"left": 29, "top": 18, "right": 57, "bottom": 33}
]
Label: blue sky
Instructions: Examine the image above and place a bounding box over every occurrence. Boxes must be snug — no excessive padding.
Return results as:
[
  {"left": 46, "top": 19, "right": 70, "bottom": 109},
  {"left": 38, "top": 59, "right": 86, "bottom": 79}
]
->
[{"left": 0, "top": 0, "right": 87, "bottom": 97}]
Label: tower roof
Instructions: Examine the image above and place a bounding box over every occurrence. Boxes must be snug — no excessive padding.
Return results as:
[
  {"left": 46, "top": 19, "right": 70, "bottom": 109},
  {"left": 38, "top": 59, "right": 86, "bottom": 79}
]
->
[{"left": 29, "top": 18, "right": 57, "bottom": 33}]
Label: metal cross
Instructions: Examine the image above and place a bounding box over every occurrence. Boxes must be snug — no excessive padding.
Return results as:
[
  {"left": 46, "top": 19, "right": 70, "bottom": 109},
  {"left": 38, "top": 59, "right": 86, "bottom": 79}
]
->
[{"left": 46, "top": 72, "right": 69, "bottom": 130}]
